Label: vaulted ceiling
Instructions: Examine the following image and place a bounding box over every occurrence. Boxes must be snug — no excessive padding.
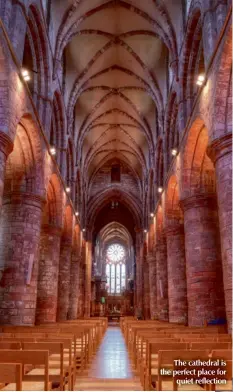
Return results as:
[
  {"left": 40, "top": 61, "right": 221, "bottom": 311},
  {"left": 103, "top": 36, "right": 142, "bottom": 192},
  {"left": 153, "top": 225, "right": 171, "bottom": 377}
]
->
[{"left": 51, "top": 0, "right": 183, "bottom": 233}]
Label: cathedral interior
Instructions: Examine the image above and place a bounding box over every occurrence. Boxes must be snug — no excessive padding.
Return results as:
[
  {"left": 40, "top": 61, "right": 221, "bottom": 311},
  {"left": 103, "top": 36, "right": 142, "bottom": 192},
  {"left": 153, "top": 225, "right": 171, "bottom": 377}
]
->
[{"left": 0, "top": 0, "right": 232, "bottom": 391}]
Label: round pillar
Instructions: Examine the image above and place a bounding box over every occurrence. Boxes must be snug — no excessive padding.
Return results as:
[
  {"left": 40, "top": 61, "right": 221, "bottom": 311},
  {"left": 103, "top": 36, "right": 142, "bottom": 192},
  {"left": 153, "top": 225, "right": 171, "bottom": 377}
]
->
[
  {"left": 156, "top": 234, "right": 169, "bottom": 321},
  {"left": 57, "top": 238, "right": 72, "bottom": 321},
  {"left": 166, "top": 224, "right": 188, "bottom": 325},
  {"left": 181, "top": 194, "right": 226, "bottom": 327},
  {"left": 143, "top": 260, "right": 150, "bottom": 319},
  {"left": 36, "top": 225, "right": 62, "bottom": 324},
  {"left": 0, "top": 132, "right": 13, "bottom": 212},
  {"left": 68, "top": 253, "right": 80, "bottom": 320},
  {"left": 0, "top": 192, "right": 44, "bottom": 325},
  {"left": 147, "top": 254, "right": 157, "bottom": 319},
  {"left": 207, "top": 134, "right": 232, "bottom": 332}
]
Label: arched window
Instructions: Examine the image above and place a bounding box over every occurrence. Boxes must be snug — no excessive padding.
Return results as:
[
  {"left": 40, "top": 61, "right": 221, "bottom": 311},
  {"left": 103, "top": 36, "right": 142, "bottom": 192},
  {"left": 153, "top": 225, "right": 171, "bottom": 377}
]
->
[{"left": 106, "top": 244, "right": 126, "bottom": 294}]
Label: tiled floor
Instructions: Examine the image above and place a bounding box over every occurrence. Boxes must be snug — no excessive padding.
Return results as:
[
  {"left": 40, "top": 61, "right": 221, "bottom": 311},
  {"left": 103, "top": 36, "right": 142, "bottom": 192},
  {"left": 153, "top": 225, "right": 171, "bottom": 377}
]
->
[{"left": 74, "top": 326, "right": 142, "bottom": 391}]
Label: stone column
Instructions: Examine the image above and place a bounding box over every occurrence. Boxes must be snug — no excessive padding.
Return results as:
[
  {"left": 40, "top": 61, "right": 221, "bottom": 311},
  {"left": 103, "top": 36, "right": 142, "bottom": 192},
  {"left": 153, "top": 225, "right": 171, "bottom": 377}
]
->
[
  {"left": 36, "top": 225, "right": 62, "bottom": 324},
  {"left": 181, "top": 194, "right": 226, "bottom": 327},
  {"left": 147, "top": 254, "right": 157, "bottom": 319},
  {"left": 156, "top": 234, "right": 169, "bottom": 321},
  {"left": 68, "top": 252, "right": 80, "bottom": 320},
  {"left": 84, "top": 241, "right": 92, "bottom": 317},
  {"left": 135, "top": 236, "right": 144, "bottom": 316},
  {"left": 57, "top": 238, "right": 72, "bottom": 321},
  {"left": 78, "top": 263, "right": 85, "bottom": 317},
  {"left": 143, "top": 260, "right": 150, "bottom": 319},
  {"left": 0, "top": 132, "right": 13, "bottom": 212},
  {"left": 166, "top": 224, "right": 188, "bottom": 325},
  {"left": 0, "top": 192, "right": 44, "bottom": 325},
  {"left": 207, "top": 134, "right": 232, "bottom": 331}
]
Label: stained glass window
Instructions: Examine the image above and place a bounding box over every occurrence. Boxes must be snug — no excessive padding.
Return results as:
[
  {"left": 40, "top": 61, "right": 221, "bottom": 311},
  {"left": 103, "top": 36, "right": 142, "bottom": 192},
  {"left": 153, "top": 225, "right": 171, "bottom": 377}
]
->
[{"left": 106, "top": 244, "right": 126, "bottom": 294}]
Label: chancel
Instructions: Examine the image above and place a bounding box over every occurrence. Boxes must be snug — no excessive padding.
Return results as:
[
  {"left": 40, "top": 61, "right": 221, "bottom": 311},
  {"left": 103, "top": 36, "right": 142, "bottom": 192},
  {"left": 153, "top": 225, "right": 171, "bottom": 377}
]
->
[{"left": 0, "top": 1, "right": 232, "bottom": 391}]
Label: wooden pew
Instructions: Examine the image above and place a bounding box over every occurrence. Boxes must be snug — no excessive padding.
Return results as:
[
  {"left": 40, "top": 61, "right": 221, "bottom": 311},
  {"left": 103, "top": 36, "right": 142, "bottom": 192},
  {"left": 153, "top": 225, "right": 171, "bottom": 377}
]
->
[
  {"left": 0, "top": 350, "right": 50, "bottom": 391},
  {"left": 145, "top": 342, "right": 189, "bottom": 390},
  {"left": 0, "top": 364, "right": 22, "bottom": 391},
  {"left": 21, "top": 342, "right": 72, "bottom": 391},
  {"left": 158, "top": 349, "right": 210, "bottom": 391}
]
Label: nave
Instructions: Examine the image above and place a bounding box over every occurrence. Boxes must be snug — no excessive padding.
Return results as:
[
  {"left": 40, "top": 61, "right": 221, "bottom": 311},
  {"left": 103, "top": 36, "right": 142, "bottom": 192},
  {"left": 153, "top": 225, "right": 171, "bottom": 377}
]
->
[
  {"left": 0, "top": 317, "right": 232, "bottom": 391},
  {"left": 74, "top": 325, "right": 142, "bottom": 391}
]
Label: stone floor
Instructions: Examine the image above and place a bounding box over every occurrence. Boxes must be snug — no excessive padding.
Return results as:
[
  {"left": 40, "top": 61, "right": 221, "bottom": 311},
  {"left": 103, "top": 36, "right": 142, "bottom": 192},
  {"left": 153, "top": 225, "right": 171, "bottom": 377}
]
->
[{"left": 74, "top": 326, "right": 142, "bottom": 391}]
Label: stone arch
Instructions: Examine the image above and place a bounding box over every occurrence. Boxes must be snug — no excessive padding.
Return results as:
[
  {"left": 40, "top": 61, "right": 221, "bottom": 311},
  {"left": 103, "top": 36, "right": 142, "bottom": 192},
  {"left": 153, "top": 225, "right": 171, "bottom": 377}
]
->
[
  {"left": 42, "top": 173, "right": 63, "bottom": 229},
  {"left": 22, "top": 4, "right": 51, "bottom": 123},
  {"left": 164, "top": 92, "right": 179, "bottom": 170},
  {"left": 62, "top": 204, "right": 74, "bottom": 240},
  {"left": 155, "top": 139, "right": 164, "bottom": 189},
  {"left": 181, "top": 118, "right": 215, "bottom": 199},
  {"left": 4, "top": 114, "right": 44, "bottom": 197},
  {"left": 50, "top": 91, "right": 66, "bottom": 173},
  {"left": 88, "top": 188, "right": 142, "bottom": 235},
  {"left": 211, "top": 23, "right": 232, "bottom": 141},
  {"left": 165, "top": 174, "right": 183, "bottom": 224},
  {"left": 66, "top": 138, "right": 75, "bottom": 200},
  {"left": 180, "top": 7, "right": 205, "bottom": 121}
]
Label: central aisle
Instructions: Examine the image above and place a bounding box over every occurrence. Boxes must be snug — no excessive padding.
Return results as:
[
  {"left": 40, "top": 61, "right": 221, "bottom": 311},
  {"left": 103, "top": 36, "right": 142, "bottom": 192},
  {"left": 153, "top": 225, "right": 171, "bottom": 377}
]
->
[{"left": 75, "top": 326, "right": 142, "bottom": 391}]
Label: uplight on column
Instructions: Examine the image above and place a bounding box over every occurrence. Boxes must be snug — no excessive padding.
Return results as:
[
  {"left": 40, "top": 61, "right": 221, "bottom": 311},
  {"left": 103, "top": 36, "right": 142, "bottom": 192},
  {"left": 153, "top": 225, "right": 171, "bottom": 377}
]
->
[
  {"left": 75, "top": 212, "right": 79, "bottom": 217},
  {"left": 171, "top": 149, "right": 177, "bottom": 157},
  {"left": 66, "top": 187, "right": 71, "bottom": 193},
  {"left": 158, "top": 187, "right": 163, "bottom": 194},
  {"left": 150, "top": 213, "right": 154, "bottom": 218},
  {"left": 196, "top": 74, "right": 205, "bottom": 86},
  {"left": 50, "top": 147, "right": 56, "bottom": 156},
  {"left": 21, "top": 69, "right": 30, "bottom": 82}
]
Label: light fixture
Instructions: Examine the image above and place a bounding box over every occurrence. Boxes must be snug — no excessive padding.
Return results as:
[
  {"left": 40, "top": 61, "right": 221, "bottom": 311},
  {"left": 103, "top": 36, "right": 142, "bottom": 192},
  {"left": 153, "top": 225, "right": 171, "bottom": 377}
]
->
[
  {"left": 75, "top": 212, "right": 79, "bottom": 217},
  {"left": 196, "top": 74, "right": 205, "bottom": 86},
  {"left": 171, "top": 149, "right": 177, "bottom": 156},
  {"left": 150, "top": 213, "right": 154, "bottom": 218},
  {"left": 66, "top": 187, "right": 71, "bottom": 193},
  {"left": 21, "top": 69, "right": 30, "bottom": 81},
  {"left": 144, "top": 229, "right": 148, "bottom": 234},
  {"left": 50, "top": 147, "right": 56, "bottom": 156},
  {"left": 158, "top": 187, "right": 163, "bottom": 193},
  {"left": 82, "top": 228, "right": 86, "bottom": 232}
]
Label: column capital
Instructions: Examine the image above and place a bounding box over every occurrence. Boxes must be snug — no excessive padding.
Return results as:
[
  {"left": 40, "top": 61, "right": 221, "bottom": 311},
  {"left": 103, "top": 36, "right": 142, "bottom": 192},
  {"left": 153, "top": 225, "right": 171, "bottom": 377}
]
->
[
  {"left": 0, "top": 131, "right": 14, "bottom": 157},
  {"left": 3, "top": 192, "right": 46, "bottom": 209},
  {"left": 207, "top": 133, "right": 232, "bottom": 164},
  {"left": 180, "top": 193, "right": 217, "bottom": 212}
]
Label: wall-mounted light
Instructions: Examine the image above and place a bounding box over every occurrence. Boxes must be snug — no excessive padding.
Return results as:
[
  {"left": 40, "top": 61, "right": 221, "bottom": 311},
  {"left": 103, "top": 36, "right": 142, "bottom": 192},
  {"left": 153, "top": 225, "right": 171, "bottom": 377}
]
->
[
  {"left": 66, "top": 187, "right": 71, "bottom": 193},
  {"left": 50, "top": 147, "right": 56, "bottom": 156},
  {"left": 150, "top": 213, "right": 154, "bottom": 218},
  {"left": 158, "top": 187, "right": 163, "bottom": 194},
  {"left": 75, "top": 212, "right": 79, "bottom": 217},
  {"left": 82, "top": 228, "right": 86, "bottom": 233},
  {"left": 171, "top": 149, "right": 177, "bottom": 156},
  {"left": 21, "top": 69, "right": 30, "bottom": 82},
  {"left": 196, "top": 74, "right": 205, "bottom": 86},
  {"left": 144, "top": 229, "right": 148, "bottom": 234}
]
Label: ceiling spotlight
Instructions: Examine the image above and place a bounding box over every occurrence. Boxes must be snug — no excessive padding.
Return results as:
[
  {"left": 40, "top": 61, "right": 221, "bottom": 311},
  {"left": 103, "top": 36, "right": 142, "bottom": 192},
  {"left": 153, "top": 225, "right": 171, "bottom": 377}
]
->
[
  {"left": 50, "top": 147, "right": 56, "bottom": 156},
  {"left": 75, "top": 212, "right": 79, "bottom": 217},
  {"left": 171, "top": 149, "right": 177, "bottom": 156},
  {"left": 21, "top": 69, "right": 30, "bottom": 81},
  {"left": 196, "top": 74, "right": 205, "bottom": 86},
  {"left": 66, "top": 187, "right": 71, "bottom": 193},
  {"left": 158, "top": 187, "right": 163, "bottom": 193},
  {"left": 150, "top": 213, "right": 154, "bottom": 218}
]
